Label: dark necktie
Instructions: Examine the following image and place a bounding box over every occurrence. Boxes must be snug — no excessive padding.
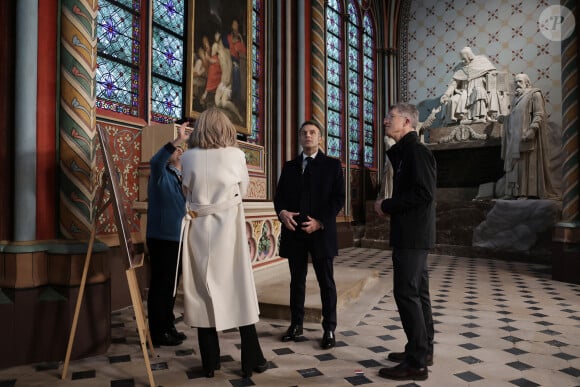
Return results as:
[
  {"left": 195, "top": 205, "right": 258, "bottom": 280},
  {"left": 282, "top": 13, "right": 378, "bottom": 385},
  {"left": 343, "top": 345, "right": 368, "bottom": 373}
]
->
[
  {"left": 303, "top": 156, "right": 312, "bottom": 174},
  {"left": 300, "top": 157, "right": 313, "bottom": 217}
]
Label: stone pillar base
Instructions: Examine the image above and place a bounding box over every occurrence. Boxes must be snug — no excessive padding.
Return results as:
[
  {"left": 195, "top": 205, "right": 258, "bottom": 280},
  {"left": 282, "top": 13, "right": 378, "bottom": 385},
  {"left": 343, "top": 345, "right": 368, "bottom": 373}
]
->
[{"left": 0, "top": 241, "right": 111, "bottom": 369}]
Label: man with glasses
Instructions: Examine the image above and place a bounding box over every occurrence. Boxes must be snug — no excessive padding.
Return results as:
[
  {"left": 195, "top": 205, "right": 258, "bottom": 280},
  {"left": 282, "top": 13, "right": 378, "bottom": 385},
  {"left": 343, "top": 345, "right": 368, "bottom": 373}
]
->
[{"left": 374, "top": 103, "right": 436, "bottom": 381}]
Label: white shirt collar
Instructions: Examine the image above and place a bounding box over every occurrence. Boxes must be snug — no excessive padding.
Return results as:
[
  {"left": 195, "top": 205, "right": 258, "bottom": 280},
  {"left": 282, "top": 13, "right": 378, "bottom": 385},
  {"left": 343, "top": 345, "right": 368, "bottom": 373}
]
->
[{"left": 302, "top": 151, "right": 318, "bottom": 161}]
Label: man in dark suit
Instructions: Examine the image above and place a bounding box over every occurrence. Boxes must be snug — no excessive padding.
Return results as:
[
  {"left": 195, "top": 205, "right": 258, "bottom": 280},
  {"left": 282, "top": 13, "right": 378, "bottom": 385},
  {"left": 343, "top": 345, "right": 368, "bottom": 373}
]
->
[
  {"left": 374, "top": 102, "right": 436, "bottom": 381},
  {"left": 274, "top": 120, "right": 345, "bottom": 349}
]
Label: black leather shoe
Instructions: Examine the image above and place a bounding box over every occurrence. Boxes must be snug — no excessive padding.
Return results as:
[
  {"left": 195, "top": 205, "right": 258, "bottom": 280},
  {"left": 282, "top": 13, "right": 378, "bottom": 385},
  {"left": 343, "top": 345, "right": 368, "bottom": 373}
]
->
[
  {"left": 242, "top": 360, "right": 269, "bottom": 378},
  {"left": 388, "top": 351, "right": 433, "bottom": 366},
  {"left": 281, "top": 324, "right": 303, "bottom": 342},
  {"left": 203, "top": 362, "right": 220, "bottom": 378},
  {"left": 152, "top": 331, "right": 183, "bottom": 347},
  {"left": 170, "top": 326, "right": 187, "bottom": 341},
  {"left": 320, "top": 330, "right": 335, "bottom": 349},
  {"left": 378, "top": 361, "right": 428, "bottom": 381}
]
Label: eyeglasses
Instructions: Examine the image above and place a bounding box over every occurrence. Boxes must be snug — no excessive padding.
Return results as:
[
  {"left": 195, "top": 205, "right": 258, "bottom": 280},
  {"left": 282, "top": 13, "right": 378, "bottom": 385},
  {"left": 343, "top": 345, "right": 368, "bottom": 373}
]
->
[{"left": 385, "top": 113, "right": 407, "bottom": 121}]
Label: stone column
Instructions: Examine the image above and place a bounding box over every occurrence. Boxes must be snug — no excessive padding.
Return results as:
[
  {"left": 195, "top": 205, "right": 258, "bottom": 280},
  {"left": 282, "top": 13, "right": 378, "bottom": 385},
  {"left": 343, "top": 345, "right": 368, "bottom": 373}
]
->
[
  {"left": 552, "top": 0, "right": 579, "bottom": 285},
  {"left": 14, "top": 0, "right": 38, "bottom": 241},
  {"left": 559, "top": 1, "right": 579, "bottom": 223},
  {"left": 310, "top": 0, "right": 326, "bottom": 129},
  {"left": 58, "top": 0, "right": 98, "bottom": 239}
]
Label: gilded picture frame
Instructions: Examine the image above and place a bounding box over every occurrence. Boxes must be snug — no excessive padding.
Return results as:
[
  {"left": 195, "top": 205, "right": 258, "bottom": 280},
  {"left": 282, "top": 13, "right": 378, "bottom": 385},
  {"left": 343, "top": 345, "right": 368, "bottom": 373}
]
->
[{"left": 185, "top": 0, "right": 252, "bottom": 135}]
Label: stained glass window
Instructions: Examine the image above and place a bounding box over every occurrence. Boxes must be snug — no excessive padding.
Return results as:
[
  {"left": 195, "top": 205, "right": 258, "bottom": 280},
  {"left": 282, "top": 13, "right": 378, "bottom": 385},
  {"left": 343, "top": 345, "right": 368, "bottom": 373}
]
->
[
  {"left": 347, "top": 1, "right": 361, "bottom": 165},
  {"left": 362, "top": 13, "right": 376, "bottom": 167},
  {"left": 325, "top": 0, "right": 343, "bottom": 159},
  {"left": 325, "top": 0, "right": 376, "bottom": 167},
  {"left": 248, "top": 0, "right": 264, "bottom": 144},
  {"left": 151, "top": 0, "right": 185, "bottom": 123},
  {"left": 96, "top": 0, "right": 142, "bottom": 116}
]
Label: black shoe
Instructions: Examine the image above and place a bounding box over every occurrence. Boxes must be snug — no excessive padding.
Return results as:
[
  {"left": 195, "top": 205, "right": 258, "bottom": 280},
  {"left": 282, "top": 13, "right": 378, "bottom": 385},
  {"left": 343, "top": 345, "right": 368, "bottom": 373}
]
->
[
  {"left": 203, "top": 362, "right": 220, "bottom": 378},
  {"left": 387, "top": 351, "right": 406, "bottom": 362},
  {"left": 242, "top": 360, "right": 269, "bottom": 378},
  {"left": 281, "top": 324, "right": 303, "bottom": 342},
  {"left": 378, "top": 361, "right": 428, "bottom": 381},
  {"left": 170, "top": 326, "right": 187, "bottom": 341},
  {"left": 152, "top": 331, "right": 183, "bottom": 347},
  {"left": 388, "top": 351, "right": 433, "bottom": 366},
  {"left": 320, "top": 330, "right": 335, "bottom": 349}
]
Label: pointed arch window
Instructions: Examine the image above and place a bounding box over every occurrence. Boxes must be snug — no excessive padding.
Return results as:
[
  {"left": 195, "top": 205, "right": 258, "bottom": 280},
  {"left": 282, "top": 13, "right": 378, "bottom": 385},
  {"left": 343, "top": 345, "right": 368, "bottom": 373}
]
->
[
  {"left": 346, "top": 1, "right": 361, "bottom": 164},
  {"left": 325, "top": 0, "right": 344, "bottom": 160},
  {"left": 325, "top": 0, "right": 376, "bottom": 168},
  {"left": 362, "top": 12, "right": 376, "bottom": 167}
]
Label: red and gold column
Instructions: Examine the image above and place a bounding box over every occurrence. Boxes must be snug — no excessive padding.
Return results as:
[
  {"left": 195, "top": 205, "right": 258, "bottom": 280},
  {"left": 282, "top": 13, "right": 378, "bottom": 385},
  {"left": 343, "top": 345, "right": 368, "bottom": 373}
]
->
[
  {"left": 58, "top": 0, "right": 98, "bottom": 240},
  {"left": 310, "top": 0, "right": 326, "bottom": 129}
]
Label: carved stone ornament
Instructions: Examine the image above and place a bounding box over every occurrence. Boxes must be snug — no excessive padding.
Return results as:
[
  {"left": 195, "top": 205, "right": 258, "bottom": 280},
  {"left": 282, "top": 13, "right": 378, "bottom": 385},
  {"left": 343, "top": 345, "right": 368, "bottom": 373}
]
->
[{"left": 438, "top": 124, "right": 488, "bottom": 143}]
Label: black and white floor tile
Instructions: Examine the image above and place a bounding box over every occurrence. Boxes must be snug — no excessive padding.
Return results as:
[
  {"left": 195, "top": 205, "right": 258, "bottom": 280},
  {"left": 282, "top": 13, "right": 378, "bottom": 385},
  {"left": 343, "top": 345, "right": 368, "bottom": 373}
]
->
[{"left": 1, "top": 247, "right": 579, "bottom": 386}]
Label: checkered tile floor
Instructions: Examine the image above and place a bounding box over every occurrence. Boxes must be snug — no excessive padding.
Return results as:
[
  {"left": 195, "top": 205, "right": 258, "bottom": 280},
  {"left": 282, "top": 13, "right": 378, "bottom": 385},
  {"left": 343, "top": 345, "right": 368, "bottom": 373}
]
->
[{"left": 1, "top": 247, "right": 579, "bottom": 386}]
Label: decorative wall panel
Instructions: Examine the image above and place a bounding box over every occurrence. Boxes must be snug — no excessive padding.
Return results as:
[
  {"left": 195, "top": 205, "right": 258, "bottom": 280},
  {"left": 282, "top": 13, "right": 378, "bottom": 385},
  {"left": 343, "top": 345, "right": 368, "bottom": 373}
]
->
[
  {"left": 95, "top": 123, "right": 141, "bottom": 235},
  {"left": 401, "top": 0, "right": 563, "bottom": 132},
  {"left": 59, "top": 0, "right": 98, "bottom": 239}
]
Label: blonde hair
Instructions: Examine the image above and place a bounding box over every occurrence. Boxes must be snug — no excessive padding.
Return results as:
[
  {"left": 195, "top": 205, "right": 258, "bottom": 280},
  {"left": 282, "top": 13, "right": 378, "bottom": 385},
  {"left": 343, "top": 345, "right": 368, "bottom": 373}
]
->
[{"left": 188, "top": 108, "right": 238, "bottom": 149}]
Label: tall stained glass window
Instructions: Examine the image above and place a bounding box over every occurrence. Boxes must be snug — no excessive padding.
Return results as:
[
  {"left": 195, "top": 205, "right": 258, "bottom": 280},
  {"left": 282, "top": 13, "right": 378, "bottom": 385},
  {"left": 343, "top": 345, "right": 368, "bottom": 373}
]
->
[
  {"left": 248, "top": 0, "right": 264, "bottom": 144},
  {"left": 325, "top": 0, "right": 376, "bottom": 167},
  {"left": 96, "top": 0, "right": 142, "bottom": 116},
  {"left": 325, "top": 0, "right": 343, "bottom": 160},
  {"left": 347, "top": 2, "right": 361, "bottom": 165},
  {"left": 151, "top": 0, "right": 185, "bottom": 123},
  {"left": 362, "top": 13, "right": 376, "bottom": 167}
]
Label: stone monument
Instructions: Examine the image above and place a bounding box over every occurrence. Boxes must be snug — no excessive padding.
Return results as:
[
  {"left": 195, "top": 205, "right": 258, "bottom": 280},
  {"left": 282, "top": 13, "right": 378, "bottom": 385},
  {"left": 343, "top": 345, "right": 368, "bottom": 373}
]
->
[{"left": 498, "top": 73, "right": 560, "bottom": 200}]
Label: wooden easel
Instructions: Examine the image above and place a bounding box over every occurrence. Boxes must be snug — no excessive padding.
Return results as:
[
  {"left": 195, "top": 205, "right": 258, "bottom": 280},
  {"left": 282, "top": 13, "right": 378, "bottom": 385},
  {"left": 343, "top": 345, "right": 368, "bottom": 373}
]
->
[{"left": 61, "top": 125, "right": 156, "bottom": 387}]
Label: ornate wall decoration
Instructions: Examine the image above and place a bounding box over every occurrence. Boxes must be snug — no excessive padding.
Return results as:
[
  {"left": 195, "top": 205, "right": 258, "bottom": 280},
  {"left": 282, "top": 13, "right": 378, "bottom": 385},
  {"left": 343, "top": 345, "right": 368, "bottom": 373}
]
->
[
  {"left": 59, "top": 0, "right": 98, "bottom": 239},
  {"left": 246, "top": 176, "right": 267, "bottom": 200},
  {"left": 400, "top": 0, "right": 563, "bottom": 133},
  {"left": 311, "top": 0, "right": 326, "bottom": 127},
  {"left": 94, "top": 123, "right": 141, "bottom": 235},
  {"left": 246, "top": 218, "right": 281, "bottom": 263},
  {"left": 560, "top": 0, "right": 579, "bottom": 221}
]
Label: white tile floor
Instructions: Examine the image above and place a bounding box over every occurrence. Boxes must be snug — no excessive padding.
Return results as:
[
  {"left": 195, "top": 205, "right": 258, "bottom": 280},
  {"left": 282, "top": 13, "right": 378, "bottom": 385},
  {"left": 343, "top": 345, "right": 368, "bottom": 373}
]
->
[{"left": 0, "top": 247, "right": 579, "bottom": 386}]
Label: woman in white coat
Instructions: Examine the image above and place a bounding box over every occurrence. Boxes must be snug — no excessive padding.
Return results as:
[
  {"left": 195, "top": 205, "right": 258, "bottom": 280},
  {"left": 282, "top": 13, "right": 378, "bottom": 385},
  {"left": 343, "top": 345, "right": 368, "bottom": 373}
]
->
[{"left": 179, "top": 108, "right": 267, "bottom": 378}]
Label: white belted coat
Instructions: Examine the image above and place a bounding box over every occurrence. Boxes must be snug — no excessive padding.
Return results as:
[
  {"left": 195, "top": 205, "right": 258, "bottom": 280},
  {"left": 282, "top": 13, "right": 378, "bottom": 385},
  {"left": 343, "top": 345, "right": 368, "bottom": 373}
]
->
[{"left": 178, "top": 146, "right": 259, "bottom": 331}]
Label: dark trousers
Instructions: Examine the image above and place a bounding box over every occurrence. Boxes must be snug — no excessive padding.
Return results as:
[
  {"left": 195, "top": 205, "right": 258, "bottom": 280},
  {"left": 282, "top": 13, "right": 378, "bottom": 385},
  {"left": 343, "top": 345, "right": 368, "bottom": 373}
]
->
[
  {"left": 288, "top": 244, "right": 337, "bottom": 331},
  {"left": 198, "top": 325, "right": 265, "bottom": 372},
  {"left": 392, "top": 248, "right": 434, "bottom": 368},
  {"left": 147, "top": 238, "right": 181, "bottom": 338}
]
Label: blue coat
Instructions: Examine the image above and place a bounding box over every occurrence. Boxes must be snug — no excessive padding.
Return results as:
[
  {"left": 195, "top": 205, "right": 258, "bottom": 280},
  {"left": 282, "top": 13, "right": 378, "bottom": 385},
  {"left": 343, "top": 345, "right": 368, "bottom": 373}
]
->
[
  {"left": 146, "top": 143, "right": 185, "bottom": 242},
  {"left": 274, "top": 151, "right": 345, "bottom": 259}
]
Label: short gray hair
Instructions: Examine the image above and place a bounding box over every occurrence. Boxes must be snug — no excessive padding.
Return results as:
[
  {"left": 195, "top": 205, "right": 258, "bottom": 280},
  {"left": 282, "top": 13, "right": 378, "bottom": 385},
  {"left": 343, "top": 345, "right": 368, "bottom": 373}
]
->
[{"left": 390, "top": 102, "right": 419, "bottom": 129}]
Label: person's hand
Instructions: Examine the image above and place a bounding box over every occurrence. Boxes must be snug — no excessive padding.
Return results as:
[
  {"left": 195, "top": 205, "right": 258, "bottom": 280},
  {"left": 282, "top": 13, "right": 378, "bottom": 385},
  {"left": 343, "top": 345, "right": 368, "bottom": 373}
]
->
[
  {"left": 279, "top": 210, "right": 299, "bottom": 231},
  {"left": 179, "top": 122, "right": 193, "bottom": 141},
  {"left": 173, "top": 122, "right": 192, "bottom": 147},
  {"left": 301, "top": 216, "right": 322, "bottom": 234},
  {"left": 522, "top": 127, "right": 536, "bottom": 141},
  {"left": 440, "top": 94, "right": 449, "bottom": 104},
  {"left": 374, "top": 199, "right": 386, "bottom": 217}
]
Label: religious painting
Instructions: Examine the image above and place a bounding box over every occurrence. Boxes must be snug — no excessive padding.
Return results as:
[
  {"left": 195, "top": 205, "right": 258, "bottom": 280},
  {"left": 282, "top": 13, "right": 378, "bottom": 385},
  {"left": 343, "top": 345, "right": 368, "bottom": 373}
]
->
[{"left": 185, "top": 0, "right": 252, "bottom": 135}]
